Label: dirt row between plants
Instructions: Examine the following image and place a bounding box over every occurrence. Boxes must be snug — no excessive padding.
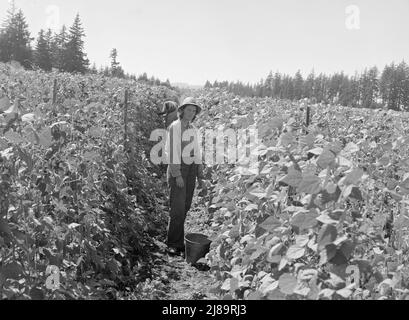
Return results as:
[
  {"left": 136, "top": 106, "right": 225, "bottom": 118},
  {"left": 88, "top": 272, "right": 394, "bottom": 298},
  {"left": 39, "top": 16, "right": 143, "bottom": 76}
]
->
[{"left": 133, "top": 178, "right": 219, "bottom": 300}]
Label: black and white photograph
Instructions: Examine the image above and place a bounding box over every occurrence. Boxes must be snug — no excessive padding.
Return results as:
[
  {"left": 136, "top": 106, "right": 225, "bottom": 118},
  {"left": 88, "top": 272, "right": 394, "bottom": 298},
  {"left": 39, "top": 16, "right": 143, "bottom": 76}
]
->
[{"left": 0, "top": 0, "right": 409, "bottom": 306}]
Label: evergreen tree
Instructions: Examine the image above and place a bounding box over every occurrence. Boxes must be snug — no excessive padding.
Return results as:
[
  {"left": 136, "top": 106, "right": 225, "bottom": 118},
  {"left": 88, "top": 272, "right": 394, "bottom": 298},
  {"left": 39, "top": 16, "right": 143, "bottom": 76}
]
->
[
  {"left": 90, "top": 62, "right": 98, "bottom": 74},
  {"left": 202, "top": 61, "right": 408, "bottom": 111},
  {"left": 53, "top": 25, "right": 69, "bottom": 70},
  {"left": 45, "top": 28, "right": 58, "bottom": 69},
  {"left": 0, "top": 4, "right": 33, "bottom": 68},
  {"left": 314, "top": 74, "right": 327, "bottom": 103},
  {"left": 0, "top": 0, "right": 16, "bottom": 62},
  {"left": 65, "top": 13, "right": 89, "bottom": 73},
  {"left": 13, "top": 9, "right": 33, "bottom": 68},
  {"left": 34, "top": 29, "right": 52, "bottom": 71},
  {"left": 293, "top": 70, "right": 304, "bottom": 100},
  {"left": 109, "top": 48, "right": 125, "bottom": 78},
  {"left": 110, "top": 48, "right": 119, "bottom": 70},
  {"left": 350, "top": 73, "right": 361, "bottom": 108},
  {"left": 255, "top": 79, "right": 265, "bottom": 97},
  {"left": 1, "top": 0, "right": 16, "bottom": 29},
  {"left": 103, "top": 66, "right": 110, "bottom": 77},
  {"left": 328, "top": 72, "right": 343, "bottom": 103},
  {"left": 396, "top": 61, "right": 409, "bottom": 111},
  {"left": 281, "top": 75, "right": 294, "bottom": 100},
  {"left": 360, "top": 67, "right": 379, "bottom": 108},
  {"left": 339, "top": 75, "right": 353, "bottom": 106},
  {"left": 264, "top": 71, "right": 274, "bottom": 97},
  {"left": 138, "top": 72, "right": 148, "bottom": 81},
  {"left": 380, "top": 63, "right": 394, "bottom": 109},
  {"left": 204, "top": 80, "right": 212, "bottom": 88},
  {"left": 303, "top": 70, "right": 315, "bottom": 99},
  {"left": 272, "top": 72, "right": 282, "bottom": 98}
]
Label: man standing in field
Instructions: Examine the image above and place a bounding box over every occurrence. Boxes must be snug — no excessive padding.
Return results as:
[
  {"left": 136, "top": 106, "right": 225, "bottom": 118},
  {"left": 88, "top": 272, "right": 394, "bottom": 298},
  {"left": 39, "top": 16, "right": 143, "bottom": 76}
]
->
[
  {"left": 158, "top": 98, "right": 179, "bottom": 130},
  {"left": 157, "top": 98, "right": 180, "bottom": 177}
]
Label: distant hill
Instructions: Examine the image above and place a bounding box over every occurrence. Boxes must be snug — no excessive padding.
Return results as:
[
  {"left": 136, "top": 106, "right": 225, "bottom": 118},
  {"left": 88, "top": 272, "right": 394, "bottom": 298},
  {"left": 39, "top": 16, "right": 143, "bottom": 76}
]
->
[{"left": 172, "top": 82, "right": 203, "bottom": 90}]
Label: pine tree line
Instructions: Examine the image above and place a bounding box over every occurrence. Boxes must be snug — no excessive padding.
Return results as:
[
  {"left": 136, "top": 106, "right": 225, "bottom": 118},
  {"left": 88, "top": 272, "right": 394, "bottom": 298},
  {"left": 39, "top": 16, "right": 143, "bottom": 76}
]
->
[
  {"left": 0, "top": 2, "right": 32, "bottom": 68},
  {"left": 0, "top": 2, "right": 89, "bottom": 73},
  {"left": 206, "top": 62, "right": 409, "bottom": 111},
  {"left": 0, "top": 1, "right": 173, "bottom": 88},
  {"left": 87, "top": 63, "right": 172, "bottom": 87},
  {"left": 33, "top": 15, "right": 89, "bottom": 73}
]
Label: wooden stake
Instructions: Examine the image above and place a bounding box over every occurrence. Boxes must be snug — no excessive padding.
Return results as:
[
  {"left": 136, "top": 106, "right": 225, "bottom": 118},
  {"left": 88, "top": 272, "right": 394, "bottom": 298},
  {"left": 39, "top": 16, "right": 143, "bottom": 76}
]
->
[
  {"left": 305, "top": 106, "right": 311, "bottom": 134},
  {"left": 52, "top": 79, "right": 57, "bottom": 105},
  {"left": 124, "top": 89, "right": 129, "bottom": 149},
  {"left": 306, "top": 106, "right": 311, "bottom": 127}
]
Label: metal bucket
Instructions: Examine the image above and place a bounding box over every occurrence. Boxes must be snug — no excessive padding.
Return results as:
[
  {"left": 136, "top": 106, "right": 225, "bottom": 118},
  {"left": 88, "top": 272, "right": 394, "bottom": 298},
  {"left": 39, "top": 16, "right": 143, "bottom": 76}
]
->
[{"left": 185, "top": 233, "right": 212, "bottom": 264}]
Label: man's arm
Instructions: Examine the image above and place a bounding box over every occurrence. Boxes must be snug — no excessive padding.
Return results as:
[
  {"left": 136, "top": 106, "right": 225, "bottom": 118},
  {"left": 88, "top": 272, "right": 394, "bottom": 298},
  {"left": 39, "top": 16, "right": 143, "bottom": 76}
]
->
[{"left": 167, "top": 124, "right": 182, "bottom": 178}]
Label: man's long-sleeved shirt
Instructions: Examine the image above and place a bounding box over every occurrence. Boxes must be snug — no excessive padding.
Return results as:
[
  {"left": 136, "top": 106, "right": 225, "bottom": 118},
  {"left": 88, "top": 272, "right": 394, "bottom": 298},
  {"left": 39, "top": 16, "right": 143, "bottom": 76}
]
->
[{"left": 166, "top": 120, "right": 204, "bottom": 180}]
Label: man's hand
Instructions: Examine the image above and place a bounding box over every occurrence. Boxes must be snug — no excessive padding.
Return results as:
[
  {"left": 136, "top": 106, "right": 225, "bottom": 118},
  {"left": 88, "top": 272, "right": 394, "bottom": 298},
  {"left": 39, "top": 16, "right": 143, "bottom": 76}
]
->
[{"left": 176, "top": 176, "right": 184, "bottom": 188}]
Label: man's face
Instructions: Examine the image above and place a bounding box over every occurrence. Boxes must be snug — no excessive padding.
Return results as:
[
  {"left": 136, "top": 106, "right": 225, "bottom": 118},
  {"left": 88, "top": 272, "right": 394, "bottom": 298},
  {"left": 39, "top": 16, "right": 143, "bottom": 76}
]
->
[{"left": 183, "top": 105, "right": 197, "bottom": 121}]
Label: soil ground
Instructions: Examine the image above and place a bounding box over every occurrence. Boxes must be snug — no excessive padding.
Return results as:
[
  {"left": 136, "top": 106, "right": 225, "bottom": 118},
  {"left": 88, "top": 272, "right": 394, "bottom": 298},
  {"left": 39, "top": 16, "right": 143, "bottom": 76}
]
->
[{"left": 136, "top": 177, "right": 219, "bottom": 300}]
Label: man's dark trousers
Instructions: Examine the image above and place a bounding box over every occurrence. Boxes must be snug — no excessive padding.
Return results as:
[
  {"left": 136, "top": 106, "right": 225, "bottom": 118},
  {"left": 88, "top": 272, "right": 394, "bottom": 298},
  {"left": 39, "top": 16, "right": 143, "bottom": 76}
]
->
[{"left": 167, "top": 163, "right": 197, "bottom": 250}]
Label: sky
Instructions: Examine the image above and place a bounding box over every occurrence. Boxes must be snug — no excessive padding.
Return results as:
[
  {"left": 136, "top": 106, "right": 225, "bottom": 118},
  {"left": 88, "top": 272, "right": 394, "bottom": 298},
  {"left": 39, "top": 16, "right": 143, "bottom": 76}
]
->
[{"left": 0, "top": 0, "right": 408, "bottom": 86}]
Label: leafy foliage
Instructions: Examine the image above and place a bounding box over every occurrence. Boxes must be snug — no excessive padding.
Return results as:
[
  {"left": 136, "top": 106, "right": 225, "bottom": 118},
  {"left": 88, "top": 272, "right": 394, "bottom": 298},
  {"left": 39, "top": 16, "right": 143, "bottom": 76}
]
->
[
  {"left": 0, "top": 62, "right": 173, "bottom": 299},
  {"left": 195, "top": 88, "right": 409, "bottom": 300},
  {"left": 2, "top": 63, "right": 409, "bottom": 300}
]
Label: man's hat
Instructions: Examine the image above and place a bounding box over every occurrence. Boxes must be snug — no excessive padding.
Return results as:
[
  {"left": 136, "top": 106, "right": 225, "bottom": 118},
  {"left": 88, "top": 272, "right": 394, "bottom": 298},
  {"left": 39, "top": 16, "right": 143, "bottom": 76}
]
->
[{"left": 178, "top": 97, "right": 202, "bottom": 114}]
